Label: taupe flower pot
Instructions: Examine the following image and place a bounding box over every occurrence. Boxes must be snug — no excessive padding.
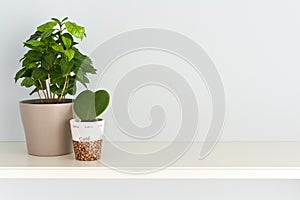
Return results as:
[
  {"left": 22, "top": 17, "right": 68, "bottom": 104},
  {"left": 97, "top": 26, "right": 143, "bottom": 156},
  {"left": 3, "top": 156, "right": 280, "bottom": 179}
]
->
[{"left": 19, "top": 99, "right": 73, "bottom": 156}]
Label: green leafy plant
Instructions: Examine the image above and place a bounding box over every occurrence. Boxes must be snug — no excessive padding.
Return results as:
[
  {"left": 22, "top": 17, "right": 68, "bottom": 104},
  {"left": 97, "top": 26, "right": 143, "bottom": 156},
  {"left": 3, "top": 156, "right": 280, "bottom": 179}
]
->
[
  {"left": 14, "top": 17, "right": 96, "bottom": 103},
  {"left": 74, "top": 90, "right": 110, "bottom": 121}
]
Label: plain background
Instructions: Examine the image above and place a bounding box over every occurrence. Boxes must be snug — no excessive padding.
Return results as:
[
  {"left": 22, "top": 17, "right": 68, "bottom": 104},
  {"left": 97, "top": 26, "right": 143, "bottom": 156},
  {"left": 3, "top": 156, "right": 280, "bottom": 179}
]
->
[
  {"left": 1, "top": 0, "right": 300, "bottom": 199},
  {"left": 1, "top": 0, "right": 300, "bottom": 142}
]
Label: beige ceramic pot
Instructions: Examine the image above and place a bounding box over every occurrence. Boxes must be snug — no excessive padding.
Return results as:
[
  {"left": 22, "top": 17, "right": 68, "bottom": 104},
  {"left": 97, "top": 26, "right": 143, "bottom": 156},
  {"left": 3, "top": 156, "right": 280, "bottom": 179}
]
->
[{"left": 19, "top": 99, "right": 73, "bottom": 156}]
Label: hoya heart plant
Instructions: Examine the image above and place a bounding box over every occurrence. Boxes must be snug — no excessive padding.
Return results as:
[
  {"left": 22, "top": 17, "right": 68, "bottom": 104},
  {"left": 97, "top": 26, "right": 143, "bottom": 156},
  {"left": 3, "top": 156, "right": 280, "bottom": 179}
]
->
[
  {"left": 73, "top": 90, "right": 110, "bottom": 121},
  {"left": 15, "top": 17, "right": 96, "bottom": 103}
]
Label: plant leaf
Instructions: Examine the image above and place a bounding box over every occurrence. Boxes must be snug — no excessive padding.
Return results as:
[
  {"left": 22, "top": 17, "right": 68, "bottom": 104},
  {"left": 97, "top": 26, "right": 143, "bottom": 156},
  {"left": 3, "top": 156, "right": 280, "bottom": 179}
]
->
[
  {"left": 95, "top": 90, "right": 110, "bottom": 116},
  {"left": 21, "top": 50, "right": 43, "bottom": 67},
  {"left": 65, "top": 21, "right": 85, "bottom": 40},
  {"left": 43, "top": 53, "right": 57, "bottom": 68},
  {"left": 51, "top": 44, "right": 65, "bottom": 53},
  {"left": 29, "top": 88, "right": 39, "bottom": 95},
  {"left": 22, "top": 61, "right": 37, "bottom": 69},
  {"left": 24, "top": 50, "right": 43, "bottom": 61},
  {"left": 50, "top": 85, "right": 62, "bottom": 95},
  {"left": 51, "top": 75, "right": 64, "bottom": 85},
  {"left": 60, "top": 56, "right": 73, "bottom": 76},
  {"left": 81, "top": 59, "right": 96, "bottom": 74},
  {"left": 37, "top": 21, "right": 57, "bottom": 32},
  {"left": 74, "top": 89, "right": 110, "bottom": 120},
  {"left": 14, "top": 68, "right": 33, "bottom": 82},
  {"left": 74, "top": 90, "right": 97, "bottom": 120},
  {"left": 73, "top": 48, "right": 96, "bottom": 74},
  {"left": 51, "top": 18, "right": 61, "bottom": 25},
  {"left": 21, "top": 77, "right": 34, "bottom": 87},
  {"left": 62, "top": 17, "right": 69, "bottom": 22},
  {"left": 24, "top": 40, "right": 44, "bottom": 48},
  {"left": 64, "top": 49, "right": 75, "bottom": 61},
  {"left": 76, "top": 68, "right": 89, "bottom": 88},
  {"left": 32, "top": 68, "right": 48, "bottom": 80},
  {"left": 62, "top": 35, "right": 72, "bottom": 49},
  {"left": 26, "top": 31, "right": 42, "bottom": 42},
  {"left": 41, "top": 29, "right": 53, "bottom": 40},
  {"left": 67, "top": 77, "right": 77, "bottom": 95}
]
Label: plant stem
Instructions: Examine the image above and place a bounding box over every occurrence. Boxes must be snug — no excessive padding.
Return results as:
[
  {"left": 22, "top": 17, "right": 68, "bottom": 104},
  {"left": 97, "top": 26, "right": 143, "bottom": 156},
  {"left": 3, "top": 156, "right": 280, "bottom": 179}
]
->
[
  {"left": 58, "top": 76, "right": 68, "bottom": 103},
  {"left": 44, "top": 80, "right": 50, "bottom": 103},
  {"left": 37, "top": 91, "right": 43, "bottom": 103},
  {"left": 47, "top": 73, "right": 53, "bottom": 102},
  {"left": 38, "top": 80, "right": 47, "bottom": 99}
]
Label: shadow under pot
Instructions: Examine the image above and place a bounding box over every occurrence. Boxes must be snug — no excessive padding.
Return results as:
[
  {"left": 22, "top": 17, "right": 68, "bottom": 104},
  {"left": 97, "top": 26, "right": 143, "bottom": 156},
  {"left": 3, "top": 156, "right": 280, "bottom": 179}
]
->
[
  {"left": 19, "top": 99, "right": 73, "bottom": 156},
  {"left": 70, "top": 119, "right": 104, "bottom": 161}
]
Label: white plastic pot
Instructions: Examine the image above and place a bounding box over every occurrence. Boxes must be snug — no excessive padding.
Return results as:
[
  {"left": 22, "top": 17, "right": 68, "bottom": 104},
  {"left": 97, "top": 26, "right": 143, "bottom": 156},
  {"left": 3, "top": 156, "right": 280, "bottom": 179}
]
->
[{"left": 70, "top": 119, "right": 104, "bottom": 161}]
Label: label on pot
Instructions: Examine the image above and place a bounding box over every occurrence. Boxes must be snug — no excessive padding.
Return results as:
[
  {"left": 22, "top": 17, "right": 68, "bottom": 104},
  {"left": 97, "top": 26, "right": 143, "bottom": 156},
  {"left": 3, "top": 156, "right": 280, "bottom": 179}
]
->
[{"left": 70, "top": 119, "right": 104, "bottom": 142}]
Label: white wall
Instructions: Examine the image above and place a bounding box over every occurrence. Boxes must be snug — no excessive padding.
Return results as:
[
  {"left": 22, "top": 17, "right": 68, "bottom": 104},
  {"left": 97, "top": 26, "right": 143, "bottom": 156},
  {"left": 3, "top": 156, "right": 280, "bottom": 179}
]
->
[
  {"left": 1, "top": 1, "right": 300, "bottom": 199},
  {"left": 1, "top": 0, "right": 300, "bottom": 141}
]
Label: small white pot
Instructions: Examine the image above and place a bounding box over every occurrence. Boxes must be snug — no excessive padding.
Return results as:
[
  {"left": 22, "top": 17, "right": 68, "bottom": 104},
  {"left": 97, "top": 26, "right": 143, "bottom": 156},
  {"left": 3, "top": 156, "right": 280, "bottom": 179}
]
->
[{"left": 70, "top": 119, "right": 104, "bottom": 161}]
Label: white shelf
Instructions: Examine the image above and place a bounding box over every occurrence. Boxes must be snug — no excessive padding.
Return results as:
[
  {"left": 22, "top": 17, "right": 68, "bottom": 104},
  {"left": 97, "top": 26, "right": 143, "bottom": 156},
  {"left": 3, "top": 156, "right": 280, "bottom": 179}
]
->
[{"left": 1, "top": 142, "right": 300, "bottom": 179}]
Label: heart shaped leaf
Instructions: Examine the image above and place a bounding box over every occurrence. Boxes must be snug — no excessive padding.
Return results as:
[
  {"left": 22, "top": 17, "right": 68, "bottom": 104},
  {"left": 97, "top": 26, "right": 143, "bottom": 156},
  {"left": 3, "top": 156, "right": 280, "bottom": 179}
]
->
[
  {"left": 74, "top": 89, "right": 110, "bottom": 121},
  {"left": 95, "top": 90, "right": 110, "bottom": 117}
]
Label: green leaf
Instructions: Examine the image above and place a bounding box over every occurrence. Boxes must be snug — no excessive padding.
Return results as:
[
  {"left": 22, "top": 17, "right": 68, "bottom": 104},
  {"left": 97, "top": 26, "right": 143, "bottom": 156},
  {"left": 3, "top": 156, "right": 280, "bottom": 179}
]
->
[
  {"left": 41, "top": 29, "right": 53, "bottom": 39},
  {"left": 95, "top": 90, "right": 110, "bottom": 116},
  {"left": 22, "top": 62, "right": 37, "bottom": 69},
  {"left": 25, "top": 50, "right": 43, "bottom": 58},
  {"left": 24, "top": 40, "right": 44, "bottom": 48},
  {"left": 51, "top": 44, "right": 65, "bottom": 53},
  {"left": 76, "top": 68, "right": 89, "bottom": 88},
  {"left": 65, "top": 21, "right": 85, "bottom": 40},
  {"left": 14, "top": 69, "right": 26, "bottom": 82},
  {"left": 34, "top": 79, "right": 46, "bottom": 89},
  {"left": 29, "top": 88, "right": 38, "bottom": 95},
  {"left": 74, "top": 89, "right": 110, "bottom": 120},
  {"left": 81, "top": 58, "right": 96, "bottom": 74},
  {"left": 14, "top": 68, "right": 33, "bottom": 82},
  {"left": 73, "top": 48, "right": 96, "bottom": 74},
  {"left": 60, "top": 56, "right": 73, "bottom": 76},
  {"left": 50, "top": 85, "right": 62, "bottom": 95},
  {"left": 22, "top": 59, "right": 35, "bottom": 68},
  {"left": 62, "top": 17, "right": 69, "bottom": 22},
  {"left": 51, "top": 18, "right": 61, "bottom": 25},
  {"left": 43, "top": 53, "right": 57, "bottom": 67},
  {"left": 73, "top": 48, "right": 86, "bottom": 60},
  {"left": 32, "top": 68, "right": 48, "bottom": 80},
  {"left": 21, "top": 77, "right": 34, "bottom": 87},
  {"left": 24, "top": 50, "right": 43, "bottom": 61},
  {"left": 64, "top": 49, "right": 75, "bottom": 61},
  {"left": 49, "top": 65, "right": 64, "bottom": 85},
  {"left": 68, "top": 85, "right": 77, "bottom": 95},
  {"left": 67, "top": 77, "right": 76, "bottom": 95},
  {"left": 37, "top": 21, "right": 57, "bottom": 32},
  {"left": 22, "top": 51, "right": 42, "bottom": 68},
  {"left": 62, "top": 35, "right": 72, "bottom": 49},
  {"left": 63, "top": 33, "right": 74, "bottom": 45},
  {"left": 51, "top": 75, "right": 64, "bottom": 85},
  {"left": 26, "top": 31, "right": 42, "bottom": 42},
  {"left": 74, "top": 90, "right": 97, "bottom": 120}
]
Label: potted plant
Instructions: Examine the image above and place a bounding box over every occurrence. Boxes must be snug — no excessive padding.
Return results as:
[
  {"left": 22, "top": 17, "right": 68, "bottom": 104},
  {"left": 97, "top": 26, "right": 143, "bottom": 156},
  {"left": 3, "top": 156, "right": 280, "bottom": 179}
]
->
[
  {"left": 14, "top": 17, "right": 97, "bottom": 156},
  {"left": 70, "top": 89, "right": 110, "bottom": 161}
]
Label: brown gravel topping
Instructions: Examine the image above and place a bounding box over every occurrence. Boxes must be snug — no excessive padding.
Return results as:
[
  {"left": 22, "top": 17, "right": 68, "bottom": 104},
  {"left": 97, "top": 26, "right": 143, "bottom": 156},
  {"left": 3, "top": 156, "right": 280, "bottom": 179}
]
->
[{"left": 73, "top": 140, "right": 102, "bottom": 161}]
